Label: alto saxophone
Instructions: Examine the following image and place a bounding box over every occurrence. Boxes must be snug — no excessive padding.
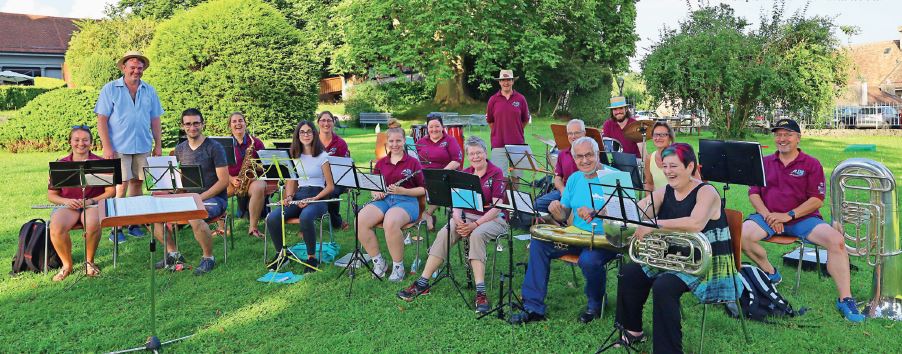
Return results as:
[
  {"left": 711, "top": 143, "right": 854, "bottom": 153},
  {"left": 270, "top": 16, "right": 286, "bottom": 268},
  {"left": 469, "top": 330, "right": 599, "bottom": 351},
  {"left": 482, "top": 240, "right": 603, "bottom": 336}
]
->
[{"left": 236, "top": 143, "right": 260, "bottom": 197}]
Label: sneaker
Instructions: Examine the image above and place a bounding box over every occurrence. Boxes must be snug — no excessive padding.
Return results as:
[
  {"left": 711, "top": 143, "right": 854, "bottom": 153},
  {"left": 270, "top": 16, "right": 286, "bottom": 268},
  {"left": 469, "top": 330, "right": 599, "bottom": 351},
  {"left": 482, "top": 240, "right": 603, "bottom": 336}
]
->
[
  {"left": 108, "top": 230, "right": 127, "bottom": 244},
  {"left": 767, "top": 268, "right": 782, "bottom": 285},
  {"left": 475, "top": 293, "right": 490, "bottom": 314},
  {"left": 509, "top": 310, "right": 546, "bottom": 325},
  {"left": 372, "top": 259, "right": 388, "bottom": 279},
  {"left": 267, "top": 255, "right": 289, "bottom": 271},
  {"left": 578, "top": 307, "right": 602, "bottom": 323},
  {"left": 836, "top": 297, "right": 865, "bottom": 323},
  {"left": 388, "top": 263, "right": 405, "bottom": 282},
  {"left": 194, "top": 258, "right": 215, "bottom": 276},
  {"left": 154, "top": 253, "right": 186, "bottom": 269},
  {"left": 128, "top": 225, "right": 146, "bottom": 238},
  {"left": 397, "top": 282, "right": 430, "bottom": 302},
  {"left": 302, "top": 258, "right": 320, "bottom": 273}
]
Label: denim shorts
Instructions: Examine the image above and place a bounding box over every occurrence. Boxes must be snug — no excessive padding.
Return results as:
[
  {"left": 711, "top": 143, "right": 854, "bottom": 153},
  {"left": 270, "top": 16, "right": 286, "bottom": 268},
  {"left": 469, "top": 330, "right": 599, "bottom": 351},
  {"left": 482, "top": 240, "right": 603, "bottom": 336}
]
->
[
  {"left": 203, "top": 196, "right": 228, "bottom": 222},
  {"left": 747, "top": 213, "right": 826, "bottom": 242},
  {"left": 368, "top": 194, "right": 419, "bottom": 223}
]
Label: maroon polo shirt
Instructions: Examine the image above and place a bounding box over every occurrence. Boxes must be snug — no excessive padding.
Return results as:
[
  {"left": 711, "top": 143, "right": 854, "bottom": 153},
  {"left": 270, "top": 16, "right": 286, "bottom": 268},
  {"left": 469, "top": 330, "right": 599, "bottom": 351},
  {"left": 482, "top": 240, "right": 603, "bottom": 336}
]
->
[
  {"left": 228, "top": 134, "right": 265, "bottom": 177},
  {"left": 486, "top": 90, "right": 530, "bottom": 148},
  {"left": 602, "top": 117, "right": 642, "bottom": 156},
  {"left": 462, "top": 162, "right": 507, "bottom": 216},
  {"left": 416, "top": 133, "right": 463, "bottom": 170},
  {"left": 748, "top": 149, "right": 825, "bottom": 224},
  {"left": 49, "top": 153, "right": 106, "bottom": 200},
  {"left": 554, "top": 148, "right": 579, "bottom": 183},
  {"left": 374, "top": 153, "right": 425, "bottom": 189},
  {"left": 324, "top": 134, "right": 350, "bottom": 158}
]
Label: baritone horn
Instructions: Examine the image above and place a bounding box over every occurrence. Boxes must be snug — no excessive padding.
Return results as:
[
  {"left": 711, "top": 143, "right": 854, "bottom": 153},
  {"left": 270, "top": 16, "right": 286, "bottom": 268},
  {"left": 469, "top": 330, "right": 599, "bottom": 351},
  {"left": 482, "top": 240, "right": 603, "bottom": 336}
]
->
[
  {"left": 629, "top": 230, "right": 712, "bottom": 276},
  {"left": 831, "top": 158, "right": 901, "bottom": 320}
]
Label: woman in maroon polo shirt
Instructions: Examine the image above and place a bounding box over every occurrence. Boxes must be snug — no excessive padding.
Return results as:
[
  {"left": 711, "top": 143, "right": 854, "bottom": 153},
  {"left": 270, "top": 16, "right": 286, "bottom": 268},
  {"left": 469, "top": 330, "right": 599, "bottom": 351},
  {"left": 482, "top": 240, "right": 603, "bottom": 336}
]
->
[
  {"left": 415, "top": 114, "right": 463, "bottom": 229},
  {"left": 357, "top": 127, "right": 426, "bottom": 282},
  {"left": 47, "top": 126, "right": 115, "bottom": 281},
  {"left": 317, "top": 111, "right": 351, "bottom": 230}
]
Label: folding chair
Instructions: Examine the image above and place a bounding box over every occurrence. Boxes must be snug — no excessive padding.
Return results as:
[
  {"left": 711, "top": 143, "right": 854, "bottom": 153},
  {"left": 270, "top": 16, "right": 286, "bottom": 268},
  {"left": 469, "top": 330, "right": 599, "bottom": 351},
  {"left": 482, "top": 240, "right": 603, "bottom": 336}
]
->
[
  {"left": 698, "top": 209, "right": 750, "bottom": 353},
  {"left": 375, "top": 195, "right": 430, "bottom": 274},
  {"left": 763, "top": 234, "right": 822, "bottom": 294},
  {"left": 168, "top": 212, "right": 230, "bottom": 264}
]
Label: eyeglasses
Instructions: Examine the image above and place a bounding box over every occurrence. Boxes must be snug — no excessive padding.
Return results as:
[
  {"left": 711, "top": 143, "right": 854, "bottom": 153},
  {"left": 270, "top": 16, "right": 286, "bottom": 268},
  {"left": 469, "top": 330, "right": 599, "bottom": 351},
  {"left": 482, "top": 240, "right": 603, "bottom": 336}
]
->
[
  {"left": 182, "top": 121, "right": 203, "bottom": 127},
  {"left": 652, "top": 133, "right": 670, "bottom": 138},
  {"left": 574, "top": 152, "right": 597, "bottom": 161},
  {"left": 566, "top": 131, "right": 585, "bottom": 136},
  {"left": 298, "top": 130, "right": 314, "bottom": 136}
]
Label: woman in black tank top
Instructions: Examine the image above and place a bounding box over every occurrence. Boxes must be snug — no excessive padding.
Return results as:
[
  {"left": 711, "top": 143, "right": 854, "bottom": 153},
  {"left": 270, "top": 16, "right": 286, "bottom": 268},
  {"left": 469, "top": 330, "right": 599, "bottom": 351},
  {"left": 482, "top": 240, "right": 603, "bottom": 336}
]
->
[{"left": 613, "top": 143, "right": 739, "bottom": 354}]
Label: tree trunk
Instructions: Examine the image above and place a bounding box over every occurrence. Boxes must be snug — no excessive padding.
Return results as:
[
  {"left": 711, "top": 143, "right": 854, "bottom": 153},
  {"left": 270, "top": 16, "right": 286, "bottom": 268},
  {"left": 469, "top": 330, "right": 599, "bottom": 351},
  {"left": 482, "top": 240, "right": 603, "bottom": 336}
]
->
[{"left": 433, "top": 56, "right": 477, "bottom": 106}]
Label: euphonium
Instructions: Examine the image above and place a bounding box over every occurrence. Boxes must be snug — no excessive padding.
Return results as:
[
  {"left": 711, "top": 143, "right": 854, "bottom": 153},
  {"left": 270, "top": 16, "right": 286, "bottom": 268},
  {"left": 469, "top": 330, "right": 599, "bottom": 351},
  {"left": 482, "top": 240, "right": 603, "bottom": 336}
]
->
[
  {"left": 629, "top": 230, "right": 712, "bottom": 276},
  {"left": 236, "top": 143, "right": 261, "bottom": 197},
  {"left": 831, "top": 158, "right": 901, "bottom": 320}
]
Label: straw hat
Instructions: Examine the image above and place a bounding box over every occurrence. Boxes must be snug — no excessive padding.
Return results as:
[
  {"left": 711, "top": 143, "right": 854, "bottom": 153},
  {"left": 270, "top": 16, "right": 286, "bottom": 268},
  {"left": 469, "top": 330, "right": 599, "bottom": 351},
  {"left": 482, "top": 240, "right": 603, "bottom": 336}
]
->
[
  {"left": 494, "top": 69, "right": 518, "bottom": 80},
  {"left": 118, "top": 51, "right": 150, "bottom": 68}
]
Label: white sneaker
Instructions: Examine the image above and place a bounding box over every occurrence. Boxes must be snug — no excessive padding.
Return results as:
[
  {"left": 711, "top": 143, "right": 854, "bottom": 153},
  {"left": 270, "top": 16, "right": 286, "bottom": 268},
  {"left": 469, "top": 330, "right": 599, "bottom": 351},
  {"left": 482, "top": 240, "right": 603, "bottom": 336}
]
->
[
  {"left": 388, "top": 263, "right": 405, "bottom": 282},
  {"left": 372, "top": 259, "right": 388, "bottom": 279}
]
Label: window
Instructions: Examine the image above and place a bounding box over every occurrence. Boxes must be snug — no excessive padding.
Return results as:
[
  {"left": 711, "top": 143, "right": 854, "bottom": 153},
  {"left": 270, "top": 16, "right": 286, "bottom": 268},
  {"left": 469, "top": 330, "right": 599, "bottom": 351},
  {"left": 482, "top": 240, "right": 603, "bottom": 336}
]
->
[{"left": 3, "top": 67, "right": 41, "bottom": 77}]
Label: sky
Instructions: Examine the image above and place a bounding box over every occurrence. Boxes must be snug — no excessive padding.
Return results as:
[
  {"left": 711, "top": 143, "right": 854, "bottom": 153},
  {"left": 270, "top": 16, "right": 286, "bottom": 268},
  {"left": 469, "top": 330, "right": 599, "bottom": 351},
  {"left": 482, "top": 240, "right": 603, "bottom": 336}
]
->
[{"left": 1, "top": 0, "right": 901, "bottom": 71}]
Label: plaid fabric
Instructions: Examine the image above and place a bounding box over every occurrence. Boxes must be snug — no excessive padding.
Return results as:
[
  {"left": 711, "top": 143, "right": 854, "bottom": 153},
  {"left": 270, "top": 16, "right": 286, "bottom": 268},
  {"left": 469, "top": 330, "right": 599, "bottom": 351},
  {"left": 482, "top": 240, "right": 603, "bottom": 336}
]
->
[{"left": 642, "top": 225, "right": 742, "bottom": 303}]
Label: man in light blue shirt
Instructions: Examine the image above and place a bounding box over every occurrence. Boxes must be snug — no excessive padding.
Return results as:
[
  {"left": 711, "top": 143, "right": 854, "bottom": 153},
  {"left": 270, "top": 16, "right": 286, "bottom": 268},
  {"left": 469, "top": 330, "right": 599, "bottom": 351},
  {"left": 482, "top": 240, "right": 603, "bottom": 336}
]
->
[
  {"left": 511, "top": 137, "right": 619, "bottom": 325},
  {"left": 95, "top": 51, "right": 163, "bottom": 242}
]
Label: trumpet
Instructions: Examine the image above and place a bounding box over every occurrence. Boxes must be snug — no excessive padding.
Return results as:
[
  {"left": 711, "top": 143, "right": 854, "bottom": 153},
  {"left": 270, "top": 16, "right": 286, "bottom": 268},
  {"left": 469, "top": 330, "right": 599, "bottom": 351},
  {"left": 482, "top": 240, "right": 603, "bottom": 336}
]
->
[{"left": 267, "top": 198, "right": 342, "bottom": 207}]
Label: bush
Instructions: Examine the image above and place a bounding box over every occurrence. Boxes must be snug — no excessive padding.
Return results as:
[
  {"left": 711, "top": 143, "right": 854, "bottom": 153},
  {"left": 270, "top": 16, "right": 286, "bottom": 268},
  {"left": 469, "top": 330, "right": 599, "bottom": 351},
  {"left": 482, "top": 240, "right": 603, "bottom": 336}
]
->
[
  {"left": 0, "top": 88, "right": 99, "bottom": 152},
  {"left": 65, "top": 18, "right": 157, "bottom": 88},
  {"left": 569, "top": 81, "right": 613, "bottom": 126},
  {"left": 0, "top": 86, "right": 50, "bottom": 110},
  {"left": 144, "top": 0, "right": 319, "bottom": 145},
  {"left": 34, "top": 77, "right": 66, "bottom": 89},
  {"left": 344, "top": 79, "right": 432, "bottom": 123}
]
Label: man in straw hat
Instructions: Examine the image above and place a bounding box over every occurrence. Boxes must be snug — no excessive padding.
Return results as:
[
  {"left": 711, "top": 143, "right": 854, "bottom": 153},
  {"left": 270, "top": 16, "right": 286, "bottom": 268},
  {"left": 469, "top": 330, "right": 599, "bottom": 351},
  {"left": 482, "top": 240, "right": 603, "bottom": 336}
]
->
[
  {"left": 486, "top": 69, "right": 530, "bottom": 183},
  {"left": 94, "top": 51, "right": 164, "bottom": 243},
  {"left": 601, "top": 96, "right": 642, "bottom": 157}
]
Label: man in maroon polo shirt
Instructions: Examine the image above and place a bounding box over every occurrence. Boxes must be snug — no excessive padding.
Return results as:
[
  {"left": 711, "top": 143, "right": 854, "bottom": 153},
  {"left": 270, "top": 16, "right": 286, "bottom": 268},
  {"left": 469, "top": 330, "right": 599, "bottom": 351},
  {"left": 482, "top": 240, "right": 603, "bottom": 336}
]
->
[
  {"left": 486, "top": 69, "right": 530, "bottom": 182},
  {"left": 740, "top": 118, "right": 864, "bottom": 322},
  {"left": 601, "top": 96, "right": 642, "bottom": 157},
  {"left": 534, "top": 119, "right": 585, "bottom": 221}
]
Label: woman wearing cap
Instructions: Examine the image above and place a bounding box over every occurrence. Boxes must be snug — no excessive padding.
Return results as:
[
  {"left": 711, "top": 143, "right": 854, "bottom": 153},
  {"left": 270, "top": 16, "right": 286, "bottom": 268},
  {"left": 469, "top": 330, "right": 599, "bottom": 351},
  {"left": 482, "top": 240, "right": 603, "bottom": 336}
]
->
[
  {"left": 47, "top": 126, "right": 116, "bottom": 281},
  {"left": 415, "top": 114, "right": 463, "bottom": 229}
]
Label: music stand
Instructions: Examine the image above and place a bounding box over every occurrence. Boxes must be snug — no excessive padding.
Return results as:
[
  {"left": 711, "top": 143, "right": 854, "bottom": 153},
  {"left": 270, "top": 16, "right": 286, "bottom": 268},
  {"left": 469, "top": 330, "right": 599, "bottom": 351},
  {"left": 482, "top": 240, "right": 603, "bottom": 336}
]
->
[
  {"left": 331, "top": 157, "right": 387, "bottom": 297},
  {"left": 611, "top": 152, "right": 643, "bottom": 193},
  {"left": 47, "top": 158, "right": 121, "bottom": 285},
  {"left": 208, "top": 136, "right": 236, "bottom": 165},
  {"left": 698, "top": 139, "right": 766, "bottom": 207},
  {"left": 142, "top": 158, "right": 205, "bottom": 269},
  {"left": 422, "top": 168, "right": 483, "bottom": 310},
  {"left": 272, "top": 141, "right": 292, "bottom": 150},
  {"left": 480, "top": 178, "right": 536, "bottom": 322}
]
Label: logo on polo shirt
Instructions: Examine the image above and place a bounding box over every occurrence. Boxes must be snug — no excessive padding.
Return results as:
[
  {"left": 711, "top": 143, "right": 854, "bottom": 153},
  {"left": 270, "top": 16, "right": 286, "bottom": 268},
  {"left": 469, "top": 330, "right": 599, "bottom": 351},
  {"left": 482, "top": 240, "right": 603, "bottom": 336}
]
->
[
  {"left": 328, "top": 147, "right": 337, "bottom": 154},
  {"left": 790, "top": 169, "right": 805, "bottom": 177},
  {"left": 818, "top": 182, "right": 825, "bottom": 195},
  {"left": 512, "top": 101, "right": 520, "bottom": 108},
  {"left": 402, "top": 168, "right": 413, "bottom": 178},
  {"left": 440, "top": 141, "right": 448, "bottom": 148}
]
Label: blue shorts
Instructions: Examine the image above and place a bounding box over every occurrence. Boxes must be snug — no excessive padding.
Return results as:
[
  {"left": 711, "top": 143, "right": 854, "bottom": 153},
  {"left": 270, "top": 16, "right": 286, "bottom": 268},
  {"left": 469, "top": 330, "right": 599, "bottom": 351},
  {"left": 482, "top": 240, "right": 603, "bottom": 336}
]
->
[
  {"left": 747, "top": 213, "right": 825, "bottom": 242},
  {"left": 203, "top": 196, "right": 228, "bottom": 222},
  {"left": 368, "top": 194, "right": 419, "bottom": 223}
]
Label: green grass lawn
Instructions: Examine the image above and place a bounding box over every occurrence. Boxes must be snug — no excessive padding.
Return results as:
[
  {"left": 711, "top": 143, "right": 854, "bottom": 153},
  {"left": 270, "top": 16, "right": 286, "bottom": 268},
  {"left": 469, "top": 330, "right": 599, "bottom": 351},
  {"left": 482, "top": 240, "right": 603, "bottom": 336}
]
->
[{"left": 2, "top": 116, "right": 900, "bottom": 353}]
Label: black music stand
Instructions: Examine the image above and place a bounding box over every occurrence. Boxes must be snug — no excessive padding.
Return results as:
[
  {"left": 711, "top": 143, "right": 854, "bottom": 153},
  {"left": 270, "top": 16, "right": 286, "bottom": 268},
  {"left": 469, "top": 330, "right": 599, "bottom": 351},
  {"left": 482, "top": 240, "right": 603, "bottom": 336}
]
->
[
  {"left": 422, "top": 168, "right": 483, "bottom": 310},
  {"left": 332, "top": 158, "right": 386, "bottom": 297},
  {"left": 47, "top": 158, "right": 121, "bottom": 285},
  {"left": 481, "top": 178, "right": 534, "bottom": 322},
  {"left": 208, "top": 136, "right": 236, "bottom": 165},
  {"left": 699, "top": 139, "right": 766, "bottom": 207},
  {"left": 143, "top": 160, "right": 204, "bottom": 269},
  {"left": 611, "top": 151, "right": 643, "bottom": 193},
  {"left": 272, "top": 141, "right": 292, "bottom": 150}
]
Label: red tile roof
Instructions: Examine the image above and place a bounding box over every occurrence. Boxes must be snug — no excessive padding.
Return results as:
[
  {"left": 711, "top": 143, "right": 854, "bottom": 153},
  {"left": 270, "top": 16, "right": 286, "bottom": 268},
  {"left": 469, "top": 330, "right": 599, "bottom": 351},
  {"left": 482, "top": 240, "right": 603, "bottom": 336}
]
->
[{"left": 0, "top": 12, "right": 81, "bottom": 54}]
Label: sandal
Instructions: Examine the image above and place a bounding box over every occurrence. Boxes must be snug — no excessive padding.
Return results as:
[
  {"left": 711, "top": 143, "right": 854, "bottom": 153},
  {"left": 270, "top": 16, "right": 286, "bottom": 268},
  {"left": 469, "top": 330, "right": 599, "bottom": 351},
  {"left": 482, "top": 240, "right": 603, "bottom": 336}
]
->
[
  {"left": 614, "top": 331, "right": 647, "bottom": 348},
  {"left": 212, "top": 229, "right": 226, "bottom": 237},
  {"left": 340, "top": 222, "right": 350, "bottom": 231},
  {"left": 52, "top": 267, "right": 72, "bottom": 282},
  {"left": 248, "top": 229, "right": 264, "bottom": 239},
  {"left": 85, "top": 262, "right": 101, "bottom": 277}
]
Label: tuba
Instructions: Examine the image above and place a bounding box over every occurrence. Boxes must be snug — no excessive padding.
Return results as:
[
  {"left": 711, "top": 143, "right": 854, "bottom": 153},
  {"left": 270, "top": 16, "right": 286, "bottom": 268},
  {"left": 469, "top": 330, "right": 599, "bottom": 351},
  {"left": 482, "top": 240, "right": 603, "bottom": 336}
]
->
[
  {"left": 831, "top": 158, "right": 901, "bottom": 320},
  {"left": 629, "top": 230, "right": 712, "bottom": 276}
]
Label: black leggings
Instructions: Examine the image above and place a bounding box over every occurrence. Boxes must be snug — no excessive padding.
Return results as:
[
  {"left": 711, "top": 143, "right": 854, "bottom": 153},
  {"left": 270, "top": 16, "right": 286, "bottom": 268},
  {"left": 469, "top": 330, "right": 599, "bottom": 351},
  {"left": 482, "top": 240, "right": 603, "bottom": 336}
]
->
[{"left": 616, "top": 262, "right": 690, "bottom": 354}]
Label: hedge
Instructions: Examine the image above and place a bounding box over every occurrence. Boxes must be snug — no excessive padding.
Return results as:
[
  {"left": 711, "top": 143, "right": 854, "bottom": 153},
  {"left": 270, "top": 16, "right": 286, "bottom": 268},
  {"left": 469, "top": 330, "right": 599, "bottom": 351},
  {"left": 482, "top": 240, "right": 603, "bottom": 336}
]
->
[
  {"left": 0, "top": 86, "right": 50, "bottom": 110},
  {"left": 144, "top": 0, "right": 319, "bottom": 145},
  {"left": 0, "top": 88, "right": 99, "bottom": 152},
  {"left": 65, "top": 17, "right": 156, "bottom": 89}
]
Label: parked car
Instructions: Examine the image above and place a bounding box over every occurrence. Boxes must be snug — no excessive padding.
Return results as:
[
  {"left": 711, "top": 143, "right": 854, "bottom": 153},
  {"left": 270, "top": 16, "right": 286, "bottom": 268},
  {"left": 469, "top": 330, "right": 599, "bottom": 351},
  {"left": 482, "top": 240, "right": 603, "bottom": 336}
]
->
[
  {"left": 635, "top": 110, "right": 659, "bottom": 120},
  {"left": 855, "top": 106, "right": 899, "bottom": 129},
  {"left": 833, "top": 106, "right": 858, "bottom": 128}
]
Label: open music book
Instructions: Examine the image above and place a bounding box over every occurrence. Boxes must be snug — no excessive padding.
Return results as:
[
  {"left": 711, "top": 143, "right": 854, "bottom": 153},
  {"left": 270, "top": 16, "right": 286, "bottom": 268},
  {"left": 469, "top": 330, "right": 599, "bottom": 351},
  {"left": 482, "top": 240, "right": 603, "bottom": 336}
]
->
[{"left": 104, "top": 196, "right": 198, "bottom": 217}]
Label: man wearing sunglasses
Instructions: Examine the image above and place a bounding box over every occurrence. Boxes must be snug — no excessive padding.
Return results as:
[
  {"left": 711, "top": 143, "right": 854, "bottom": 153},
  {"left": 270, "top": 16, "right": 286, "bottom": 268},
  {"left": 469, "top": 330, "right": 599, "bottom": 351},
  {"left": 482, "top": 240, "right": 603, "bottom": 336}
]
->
[{"left": 94, "top": 51, "right": 164, "bottom": 243}]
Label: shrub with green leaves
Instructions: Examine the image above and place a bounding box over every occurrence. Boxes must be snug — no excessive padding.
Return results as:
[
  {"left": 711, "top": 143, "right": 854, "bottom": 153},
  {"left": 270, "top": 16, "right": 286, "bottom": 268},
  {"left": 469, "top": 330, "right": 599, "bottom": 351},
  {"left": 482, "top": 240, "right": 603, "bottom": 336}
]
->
[
  {"left": 33, "top": 77, "right": 67, "bottom": 89},
  {"left": 0, "top": 87, "right": 50, "bottom": 110},
  {"left": 569, "top": 82, "right": 613, "bottom": 126},
  {"left": 344, "top": 80, "right": 432, "bottom": 123},
  {"left": 0, "top": 88, "right": 99, "bottom": 152},
  {"left": 144, "top": 0, "right": 318, "bottom": 145},
  {"left": 65, "top": 17, "right": 157, "bottom": 89}
]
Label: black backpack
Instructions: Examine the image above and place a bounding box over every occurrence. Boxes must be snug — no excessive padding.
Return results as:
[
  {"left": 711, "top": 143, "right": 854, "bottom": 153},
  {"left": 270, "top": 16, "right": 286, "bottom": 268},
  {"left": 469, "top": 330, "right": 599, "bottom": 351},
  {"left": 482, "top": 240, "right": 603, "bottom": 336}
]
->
[
  {"left": 10, "top": 219, "right": 61, "bottom": 276},
  {"left": 726, "top": 264, "right": 805, "bottom": 321}
]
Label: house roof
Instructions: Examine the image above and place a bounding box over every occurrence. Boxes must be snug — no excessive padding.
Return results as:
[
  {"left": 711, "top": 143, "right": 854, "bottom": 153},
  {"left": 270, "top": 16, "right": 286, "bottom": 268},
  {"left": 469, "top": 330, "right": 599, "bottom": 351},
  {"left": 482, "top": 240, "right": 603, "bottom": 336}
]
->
[
  {"left": 846, "top": 40, "right": 902, "bottom": 86},
  {"left": 868, "top": 87, "right": 902, "bottom": 105},
  {"left": 0, "top": 12, "right": 81, "bottom": 55}
]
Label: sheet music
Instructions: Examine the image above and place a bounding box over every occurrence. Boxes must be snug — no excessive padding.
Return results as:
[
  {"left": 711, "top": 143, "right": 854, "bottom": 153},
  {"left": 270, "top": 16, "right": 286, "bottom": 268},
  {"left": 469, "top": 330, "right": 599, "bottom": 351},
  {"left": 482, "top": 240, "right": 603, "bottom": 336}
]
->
[
  {"left": 405, "top": 136, "right": 419, "bottom": 159},
  {"left": 604, "top": 195, "right": 641, "bottom": 223},
  {"left": 105, "top": 196, "right": 197, "bottom": 217},
  {"left": 146, "top": 156, "right": 182, "bottom": 189},
  {"left": 497, "top": 190, "right": 537, "bottom": 214},
  {"left": 328, "top": 156, "right": 356, "bottom": 188},
  {"left": 451, "top": 188, "right": 483, "bottom": 212},
  {"left": 258, "top": 149, "right": 291, "bottom": 163},
  {"left": 358, "top": 172, "right": 384, "bottom": 191},
  {"left": 504, "top": 144, "right": 542, "bottom": 170},
  {"left": 84, "top": 173, "right": 115, "bottom": 187}
]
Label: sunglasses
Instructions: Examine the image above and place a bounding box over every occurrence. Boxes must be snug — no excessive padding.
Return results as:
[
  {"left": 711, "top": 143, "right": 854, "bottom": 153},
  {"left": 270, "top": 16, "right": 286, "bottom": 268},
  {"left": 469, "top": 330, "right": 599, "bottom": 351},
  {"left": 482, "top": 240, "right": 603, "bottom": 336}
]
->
[{"left": 71, "top": 124, "right": 90, "bottom": 130}]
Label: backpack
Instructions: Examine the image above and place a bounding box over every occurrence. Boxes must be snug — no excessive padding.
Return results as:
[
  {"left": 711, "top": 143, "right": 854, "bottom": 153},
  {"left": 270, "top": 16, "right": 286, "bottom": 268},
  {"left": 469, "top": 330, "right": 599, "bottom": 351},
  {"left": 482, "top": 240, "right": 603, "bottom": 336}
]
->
[
  {"left": 726, "top": 264, "right": 806, "bottom": 321},
  {"left": 10, "top": 219, "right": 61, "bottom": 276}
]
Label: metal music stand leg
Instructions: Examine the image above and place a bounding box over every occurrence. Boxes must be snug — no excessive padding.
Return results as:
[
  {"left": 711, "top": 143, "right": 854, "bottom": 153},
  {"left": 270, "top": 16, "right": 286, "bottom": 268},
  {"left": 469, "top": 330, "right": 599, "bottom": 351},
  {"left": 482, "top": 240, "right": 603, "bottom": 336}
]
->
[
  {"left": 429, "top": 206, "right": 472, "bottom": 310},
  {"left": 477, "top": 219, "right": 523, "bottom": 321},
  {"left": 266, "top": 180, "right": 320, "bottom": 282},
  {"left": 337, "top": 189, "right": 382, "bottom": 298}
]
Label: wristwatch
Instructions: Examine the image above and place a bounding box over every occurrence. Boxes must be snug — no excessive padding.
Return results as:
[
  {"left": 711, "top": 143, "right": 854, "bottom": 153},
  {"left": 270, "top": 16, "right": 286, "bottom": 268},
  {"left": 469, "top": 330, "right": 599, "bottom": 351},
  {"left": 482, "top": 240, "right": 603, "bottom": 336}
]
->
[{"left": 788, "top": 210, "right": 796, "bottom": 220}]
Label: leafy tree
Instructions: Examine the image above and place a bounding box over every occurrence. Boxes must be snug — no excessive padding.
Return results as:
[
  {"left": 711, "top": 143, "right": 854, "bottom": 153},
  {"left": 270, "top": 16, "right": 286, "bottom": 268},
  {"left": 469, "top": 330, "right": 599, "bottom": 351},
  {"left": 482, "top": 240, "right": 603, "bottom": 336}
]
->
[
  {"left": 143, "top": 0, "right": 319, "bottom": 144},
  {"left": 642, "top": 4, "right": 849, "bottom": 139},
  {"left": 64, "top": 17, "right": 156, "bottom": 88},
  {"left": 105, "top": 0, "right": 205, "bottom": 19}
]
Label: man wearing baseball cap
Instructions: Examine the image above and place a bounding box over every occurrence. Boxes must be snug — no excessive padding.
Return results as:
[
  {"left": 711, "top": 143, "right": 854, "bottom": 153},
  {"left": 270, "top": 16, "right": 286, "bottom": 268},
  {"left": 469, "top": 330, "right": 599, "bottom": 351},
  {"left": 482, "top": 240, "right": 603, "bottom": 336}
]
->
[
  {"left": 601, "top": 96, "right": 642, "bottom": 157},
  {"left": 486, "top": 69, "right": 530, "bottom": 183},
  {"left": 741, "top": 118, "right": 864, "bottom": 322},
  {"left": 94, "top": 51, "right": 164, "bottom": 243}
]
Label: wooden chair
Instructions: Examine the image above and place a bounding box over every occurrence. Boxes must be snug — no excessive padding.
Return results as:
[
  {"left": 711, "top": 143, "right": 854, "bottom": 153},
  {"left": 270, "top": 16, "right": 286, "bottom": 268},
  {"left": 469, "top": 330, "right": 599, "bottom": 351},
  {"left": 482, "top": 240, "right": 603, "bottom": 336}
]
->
[
  {"left": 550, "top": 124, "right": 570, "bottom": 150},
  {"left": 698, "top": 208, "right": 750, "bottom": 354}
]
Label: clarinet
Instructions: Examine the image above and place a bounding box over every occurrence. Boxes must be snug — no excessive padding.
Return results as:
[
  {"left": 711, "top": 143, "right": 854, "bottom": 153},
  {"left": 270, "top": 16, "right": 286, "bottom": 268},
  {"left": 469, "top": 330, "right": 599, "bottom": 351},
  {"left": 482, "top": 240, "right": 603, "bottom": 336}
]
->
[{"left": 386, "top": 169, "right": 423, "bottom": 192}]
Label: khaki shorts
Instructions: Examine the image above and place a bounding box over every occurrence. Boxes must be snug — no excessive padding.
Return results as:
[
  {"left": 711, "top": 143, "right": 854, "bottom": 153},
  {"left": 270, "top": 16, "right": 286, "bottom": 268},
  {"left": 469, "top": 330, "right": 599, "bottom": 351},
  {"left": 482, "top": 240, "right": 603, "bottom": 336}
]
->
[
  {"left": 116, "top": 152, "right": 150, "bottom": 181},
  {"left": 490, "top": 148, "right": 523, "bottom": 178}
]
